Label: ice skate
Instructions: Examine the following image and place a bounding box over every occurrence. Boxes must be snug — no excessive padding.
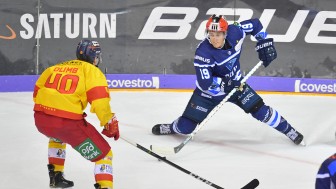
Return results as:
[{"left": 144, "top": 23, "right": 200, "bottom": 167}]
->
[
  {"left": 152, "top": 124, "right": 174, "bottom": 135},
  {"left": 94, "top": 183, "right": 110, "bottom": 189},
  {"left": 286, "top": 129, "right": 304, "bottom": 145},
  {"left": 48, "top": 164, "right": 74, "bottom": 188}
]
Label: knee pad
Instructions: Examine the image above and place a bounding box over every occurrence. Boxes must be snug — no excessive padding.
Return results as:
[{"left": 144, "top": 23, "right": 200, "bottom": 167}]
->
[
  {"left": 172, "top": 116, "right": 198, "bottom": 134},
  {"left": 249, "top": 99, "right": 265, "bottom": 113}
]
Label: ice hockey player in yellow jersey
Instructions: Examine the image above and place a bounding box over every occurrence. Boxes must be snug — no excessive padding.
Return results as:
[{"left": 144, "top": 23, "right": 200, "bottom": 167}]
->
[{"left": 33, "top": 40, "right": 118, "bottom": 189}]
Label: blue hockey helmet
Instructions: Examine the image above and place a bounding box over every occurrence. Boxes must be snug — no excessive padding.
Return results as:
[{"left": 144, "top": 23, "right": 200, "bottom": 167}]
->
[{"left": 76, "top": 39, "right": 102, "bottom": 66}]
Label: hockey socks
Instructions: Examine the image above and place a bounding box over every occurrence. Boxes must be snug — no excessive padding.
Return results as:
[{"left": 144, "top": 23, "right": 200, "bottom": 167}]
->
[
  {"left": 252, "top": 105, "right": 304, "bottom": 144},
  {"left": 274, "top": 117, "right": 291, "bottom": 134},
  {"left": 94, "top": 150, "right": 113, "bottom": 189},
  {"left": 48, "top": 138, "right": 66, "bottom": 172},
  {"left": 252, "top": 105, "right": 289, "bottom": 132}
]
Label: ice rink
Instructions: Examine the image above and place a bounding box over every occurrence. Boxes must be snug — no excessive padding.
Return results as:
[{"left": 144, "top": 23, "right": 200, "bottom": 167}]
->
[{"left": 0, "top": 91, "right": 335, "bottom": 189}]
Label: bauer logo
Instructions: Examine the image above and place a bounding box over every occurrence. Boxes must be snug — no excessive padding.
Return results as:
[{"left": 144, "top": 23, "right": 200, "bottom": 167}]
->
[
  {"left": 107, "top": 77, "right": 160, "bottom": 89},
  {"left": 294, "top": 80, "right": 336, "bottom": 93},
  {"left": 139, "top": 7, "right": 336, "bottom": 44}
]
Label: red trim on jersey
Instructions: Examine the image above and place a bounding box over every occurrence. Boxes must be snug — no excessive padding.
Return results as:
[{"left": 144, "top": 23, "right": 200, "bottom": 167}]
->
[
  {"left": 33, "top": 85, "right": 40, "bottom": 98},
  {"left": 87, "top": 86, "right": 109, "bottom": 103},
  {"left": 34, "top": 104, "right": 83, "bottom": 120}
]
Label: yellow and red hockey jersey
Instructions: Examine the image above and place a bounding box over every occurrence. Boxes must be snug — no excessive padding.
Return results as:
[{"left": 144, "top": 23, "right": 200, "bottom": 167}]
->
[{"left": 33, "top": 60, "right": 112, "bottom": 126}]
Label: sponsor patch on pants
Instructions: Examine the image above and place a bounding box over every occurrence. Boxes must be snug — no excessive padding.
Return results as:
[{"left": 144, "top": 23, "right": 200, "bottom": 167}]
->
[{"left": 75, "top": 138, "right": 102, "bottom": 160}]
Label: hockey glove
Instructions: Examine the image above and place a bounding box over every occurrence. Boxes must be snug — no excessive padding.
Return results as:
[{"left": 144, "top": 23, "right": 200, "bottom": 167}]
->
[
  {"left": 102, "top": 114, "right": 120, "bottom": 140},
  {"left": 255, "top": 38, "right": 277, "bottom": 67},
  {"left": 221, "top": 77, "right": 245, "bottom": 93}
]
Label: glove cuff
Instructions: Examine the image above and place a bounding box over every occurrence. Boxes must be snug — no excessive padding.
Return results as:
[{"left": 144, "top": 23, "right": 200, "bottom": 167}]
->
[{"left": 254, "top": 31, "right": 268, "bottom": 41}]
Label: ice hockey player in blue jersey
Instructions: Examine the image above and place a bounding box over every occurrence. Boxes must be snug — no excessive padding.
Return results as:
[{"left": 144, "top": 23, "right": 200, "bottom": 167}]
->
[
  {"left": 316, "top": 153, "right": 336, "bottom": 189},
  {"left": 152, "top": 14, "right": 304, "bottom": 145}
]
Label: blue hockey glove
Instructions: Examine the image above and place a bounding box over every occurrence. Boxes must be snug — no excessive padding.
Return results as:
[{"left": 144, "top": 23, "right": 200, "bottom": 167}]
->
[
  {"left": 222, "top": 78, "right": 245, "bottom": 93},
  {"left": 255, "top": 38, "right": 277, "bottom": 67}
]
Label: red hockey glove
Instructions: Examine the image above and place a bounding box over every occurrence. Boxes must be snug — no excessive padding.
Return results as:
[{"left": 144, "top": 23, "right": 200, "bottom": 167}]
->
[{"left": 102, "top": 115, "right": 120, "bottom": 140}]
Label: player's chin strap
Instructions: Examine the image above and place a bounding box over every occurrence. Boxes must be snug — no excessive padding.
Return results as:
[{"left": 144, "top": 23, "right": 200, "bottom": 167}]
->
[{"left": 150, "top": 61, "right": 264, "bottom": 155}]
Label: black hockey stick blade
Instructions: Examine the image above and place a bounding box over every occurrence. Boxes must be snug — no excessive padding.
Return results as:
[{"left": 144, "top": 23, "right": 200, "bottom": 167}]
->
[{"left": 241, "top": 179, "right": 259, "bottom": 189}]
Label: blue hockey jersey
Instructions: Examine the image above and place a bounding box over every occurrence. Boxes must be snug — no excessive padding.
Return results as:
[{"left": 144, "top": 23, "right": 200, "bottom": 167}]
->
[
  {"left": 316, "top": 153, "right": 336, "bottom": 189},
  {"left": 193, "top": 18, "right": 264, "bottom": 99}
]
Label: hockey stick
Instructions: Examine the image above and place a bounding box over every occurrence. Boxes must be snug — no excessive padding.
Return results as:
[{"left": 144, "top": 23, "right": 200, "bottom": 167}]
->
[
  {"left": 121, "top": 136, "right": 259, "bottom": 189},
  {"left": 150, "top": 61, "right": 264, "bottom": 155}
]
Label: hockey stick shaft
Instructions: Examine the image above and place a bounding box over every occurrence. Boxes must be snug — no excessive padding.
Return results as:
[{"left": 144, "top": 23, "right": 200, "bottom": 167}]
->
[
  {"left": 151, "top": 61, "right": 264, "bottom": 154},
  {"left": 121, "top": 136, "right": 225, "bottom": 189},
  {"left": 121, "top": 136, "right": 259, "bottom": 189}
]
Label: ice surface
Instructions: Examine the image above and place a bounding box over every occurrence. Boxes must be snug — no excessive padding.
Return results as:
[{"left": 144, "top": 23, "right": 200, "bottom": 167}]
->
[{"left": 0, "top": 91, "right": 335, "bottom": 189}]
